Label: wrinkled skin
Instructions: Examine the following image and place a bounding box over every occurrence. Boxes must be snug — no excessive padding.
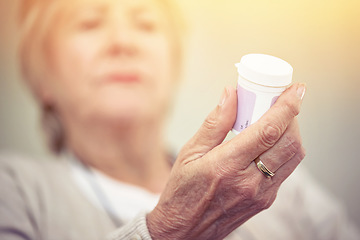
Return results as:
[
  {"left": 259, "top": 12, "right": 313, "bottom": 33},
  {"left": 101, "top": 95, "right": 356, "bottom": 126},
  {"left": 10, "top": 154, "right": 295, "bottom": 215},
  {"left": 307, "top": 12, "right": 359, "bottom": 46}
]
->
[{"left": 147, "top": 83, "right": 306, "bottom": 240}]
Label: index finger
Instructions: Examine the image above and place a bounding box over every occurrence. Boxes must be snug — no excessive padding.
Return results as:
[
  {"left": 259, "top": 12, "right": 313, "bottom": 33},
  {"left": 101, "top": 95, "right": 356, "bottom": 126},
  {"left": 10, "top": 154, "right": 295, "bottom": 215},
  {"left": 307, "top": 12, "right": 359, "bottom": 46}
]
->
[{"left": 222, "top": 83, "right": 306, "bottom": 168}]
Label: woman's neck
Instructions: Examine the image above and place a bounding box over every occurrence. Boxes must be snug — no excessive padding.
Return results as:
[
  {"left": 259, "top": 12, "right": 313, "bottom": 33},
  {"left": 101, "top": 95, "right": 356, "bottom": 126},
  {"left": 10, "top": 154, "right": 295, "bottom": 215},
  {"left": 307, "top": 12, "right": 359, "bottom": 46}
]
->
[{"left": 65, "top": 118, "right": 172, "bottom": 194}]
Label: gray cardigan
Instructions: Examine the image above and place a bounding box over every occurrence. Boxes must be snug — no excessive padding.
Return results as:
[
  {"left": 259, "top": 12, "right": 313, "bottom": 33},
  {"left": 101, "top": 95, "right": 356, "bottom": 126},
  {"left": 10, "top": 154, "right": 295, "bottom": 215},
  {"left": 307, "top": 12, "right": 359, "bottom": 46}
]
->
[
  {"left": 0, "top": 154, "right": 151, "bottom": 240},
  {"left": 1, "top": 153, "right": 359, "bottom": 240}
]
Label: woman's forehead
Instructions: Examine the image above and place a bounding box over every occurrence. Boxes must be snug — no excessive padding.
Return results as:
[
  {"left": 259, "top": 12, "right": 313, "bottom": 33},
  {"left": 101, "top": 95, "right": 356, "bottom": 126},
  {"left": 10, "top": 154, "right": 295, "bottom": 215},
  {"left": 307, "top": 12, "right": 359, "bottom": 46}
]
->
[
  {"left": 66, "top": 0, "right": 164, "bottom": 12},
  {"left": 50, "top": 0, "right": 168, "bottom": 26}
]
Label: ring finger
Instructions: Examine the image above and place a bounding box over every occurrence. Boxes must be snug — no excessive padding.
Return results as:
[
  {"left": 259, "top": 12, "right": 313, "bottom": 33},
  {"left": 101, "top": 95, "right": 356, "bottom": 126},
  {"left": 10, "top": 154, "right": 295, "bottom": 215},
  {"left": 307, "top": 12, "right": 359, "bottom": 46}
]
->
[{"left": 255, "top": 119, "right": 301, "bottom": 175}]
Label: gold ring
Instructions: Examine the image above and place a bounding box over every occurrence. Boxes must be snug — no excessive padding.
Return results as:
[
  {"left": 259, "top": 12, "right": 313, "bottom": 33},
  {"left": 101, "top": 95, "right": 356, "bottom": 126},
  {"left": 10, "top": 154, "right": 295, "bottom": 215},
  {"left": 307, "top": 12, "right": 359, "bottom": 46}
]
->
[{"left": 254, "top": 157, "right": 275, "bottom": 178}]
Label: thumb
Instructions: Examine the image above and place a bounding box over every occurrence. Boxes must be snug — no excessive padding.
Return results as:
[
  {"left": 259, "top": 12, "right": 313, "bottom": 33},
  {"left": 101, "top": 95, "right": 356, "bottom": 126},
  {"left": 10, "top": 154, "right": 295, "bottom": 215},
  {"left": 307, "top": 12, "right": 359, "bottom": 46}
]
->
[{"left": 182, "top": 86, "right": 237, "bottom": 158}]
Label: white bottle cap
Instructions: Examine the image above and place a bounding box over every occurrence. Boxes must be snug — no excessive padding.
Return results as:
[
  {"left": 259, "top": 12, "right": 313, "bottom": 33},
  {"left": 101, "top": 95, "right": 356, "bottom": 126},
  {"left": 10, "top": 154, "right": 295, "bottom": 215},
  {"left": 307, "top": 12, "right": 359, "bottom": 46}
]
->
[{"left": 235, "top": 54, "right": 293, "bottom": 87}]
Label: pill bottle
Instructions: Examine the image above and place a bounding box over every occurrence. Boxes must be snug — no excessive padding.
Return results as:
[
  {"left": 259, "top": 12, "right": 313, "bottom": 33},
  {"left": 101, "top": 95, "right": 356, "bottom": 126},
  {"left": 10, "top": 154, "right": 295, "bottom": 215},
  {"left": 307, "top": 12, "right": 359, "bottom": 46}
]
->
[{"left": 232, "top": 53, "right": 293, "bottom": 135}]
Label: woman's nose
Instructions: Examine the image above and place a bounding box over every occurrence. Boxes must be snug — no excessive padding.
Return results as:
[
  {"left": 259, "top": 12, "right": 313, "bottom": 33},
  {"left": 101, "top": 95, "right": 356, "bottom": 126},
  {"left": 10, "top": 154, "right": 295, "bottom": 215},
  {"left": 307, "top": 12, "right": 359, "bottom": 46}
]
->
[{"left": 106, "top": 21, "right": 137, "bottom": 57}]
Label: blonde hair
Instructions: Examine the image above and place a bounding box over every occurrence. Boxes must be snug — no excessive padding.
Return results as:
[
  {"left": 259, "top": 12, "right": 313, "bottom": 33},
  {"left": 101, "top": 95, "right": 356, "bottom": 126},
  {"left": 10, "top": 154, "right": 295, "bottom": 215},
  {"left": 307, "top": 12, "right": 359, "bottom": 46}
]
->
[
  {"left": 18, "top": 0, "right": 185, "bottom": 154},
  {"left": 19, "top": 0, "right": 65, "bottom": 153}
]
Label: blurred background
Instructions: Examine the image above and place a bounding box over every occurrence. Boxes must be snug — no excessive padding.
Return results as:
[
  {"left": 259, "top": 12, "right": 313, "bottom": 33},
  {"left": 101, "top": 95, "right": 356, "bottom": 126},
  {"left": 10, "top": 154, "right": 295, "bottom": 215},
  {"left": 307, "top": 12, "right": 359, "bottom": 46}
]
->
[{"left": 1, "top": 0, "right": 359, "bottom": 228}]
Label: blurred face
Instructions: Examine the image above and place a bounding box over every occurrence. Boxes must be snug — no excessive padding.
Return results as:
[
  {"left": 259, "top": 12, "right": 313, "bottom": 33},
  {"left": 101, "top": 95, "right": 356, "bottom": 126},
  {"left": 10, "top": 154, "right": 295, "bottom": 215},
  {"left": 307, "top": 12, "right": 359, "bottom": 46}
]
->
[{"left": 42, "top": 0, "right": 176, "bottom": 127}]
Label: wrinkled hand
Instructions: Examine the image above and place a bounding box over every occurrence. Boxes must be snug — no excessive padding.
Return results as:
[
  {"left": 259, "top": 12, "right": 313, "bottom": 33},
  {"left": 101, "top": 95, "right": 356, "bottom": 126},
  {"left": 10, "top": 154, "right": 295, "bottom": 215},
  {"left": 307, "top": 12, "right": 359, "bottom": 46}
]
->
[{"left": 147, "top": 83, "right": 306, "bottom": 240}]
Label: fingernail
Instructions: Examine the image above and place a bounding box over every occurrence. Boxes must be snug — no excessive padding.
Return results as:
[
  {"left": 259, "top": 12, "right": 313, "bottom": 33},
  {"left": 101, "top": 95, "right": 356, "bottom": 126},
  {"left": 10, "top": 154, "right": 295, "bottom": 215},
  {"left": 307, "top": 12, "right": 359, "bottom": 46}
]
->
[
  {"left": 218, "top": 87, "right": 229, "bottom": 106},
  {"left": 297, "top": 83, "right": 306, "bottom": 100}
]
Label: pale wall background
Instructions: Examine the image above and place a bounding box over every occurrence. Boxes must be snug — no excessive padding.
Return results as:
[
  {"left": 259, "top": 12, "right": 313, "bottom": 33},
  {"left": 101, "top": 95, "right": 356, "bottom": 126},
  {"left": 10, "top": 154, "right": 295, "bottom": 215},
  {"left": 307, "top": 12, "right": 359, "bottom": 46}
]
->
[{"left": 1, "top": 0, "right": 360, "bottom": 228}]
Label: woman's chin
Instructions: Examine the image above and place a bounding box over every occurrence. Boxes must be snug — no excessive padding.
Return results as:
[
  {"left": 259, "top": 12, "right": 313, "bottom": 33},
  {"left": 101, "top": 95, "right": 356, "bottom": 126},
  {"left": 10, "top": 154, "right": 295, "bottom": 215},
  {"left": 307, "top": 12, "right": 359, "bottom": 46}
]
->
[{"left": 90, "top": 102, "right": 157, "bottom": 127}]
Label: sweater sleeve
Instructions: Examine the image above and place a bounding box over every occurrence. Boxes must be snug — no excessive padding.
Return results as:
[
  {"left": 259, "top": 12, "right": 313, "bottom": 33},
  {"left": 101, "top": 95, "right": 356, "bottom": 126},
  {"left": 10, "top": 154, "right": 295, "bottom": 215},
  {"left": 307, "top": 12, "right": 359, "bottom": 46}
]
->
[
  {"left": 0, "top": 159, "right": 38, "bottom": 240},
  {"left": 290, "top": 168, "right": 360, "bottom": 240},
  {"left": 107, "top": 212, "right": 152, "bottom": 240}
]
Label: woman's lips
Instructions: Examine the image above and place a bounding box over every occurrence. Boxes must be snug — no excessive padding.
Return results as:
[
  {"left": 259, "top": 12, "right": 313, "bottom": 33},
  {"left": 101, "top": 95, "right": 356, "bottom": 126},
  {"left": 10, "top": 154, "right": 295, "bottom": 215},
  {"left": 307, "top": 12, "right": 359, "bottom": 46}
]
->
[{"left": 104, "top": 73, "right": 141, "bottom": 83}]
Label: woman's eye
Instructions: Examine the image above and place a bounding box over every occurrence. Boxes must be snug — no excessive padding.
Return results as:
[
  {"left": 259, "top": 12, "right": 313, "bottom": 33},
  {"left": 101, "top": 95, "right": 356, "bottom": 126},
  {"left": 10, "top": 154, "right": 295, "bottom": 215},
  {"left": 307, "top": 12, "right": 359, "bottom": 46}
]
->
[
  {"left": 78, "top": 18, "right": 103, "bottom": 31},
  {"left": 136, "top": 17, "right": 158, "bottom": 32}
]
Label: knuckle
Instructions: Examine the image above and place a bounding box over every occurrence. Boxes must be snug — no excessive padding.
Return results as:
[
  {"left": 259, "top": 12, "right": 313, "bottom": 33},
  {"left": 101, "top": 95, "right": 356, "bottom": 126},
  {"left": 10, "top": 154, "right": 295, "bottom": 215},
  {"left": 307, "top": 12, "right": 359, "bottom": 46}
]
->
[
  {"left": 213, "top": 162, "right": 232, "bottom": 180},
  {"left": 256, "top": 198, "right": 269, "bottom": 211},
  {"left": 203, "top": 114, "right": 219, "bottom": 132},
  {"left": 239, "top": 182, "right": 259, "bottom": 201},
  {"left": 259, "top": 123, "right": 282, "bottom": 148},
  {"left": 257, "top": 194, "right": 277, "bottom": 211},
  {"left": 283, "top": 98, "right": 300, "bottom": 117},
  {"left": 293, "top": 147, "right": 306, "bottom": 166},
  {"left": 241, "top": 187, "right": 257, "bottom": 201},
  {"left": 213, "top": 154, "right": 236, "bottom": 179},
  {"left": 299, "top": 147, "right": 306, "bottom": 160},
  {"left": 284, "top": 135, "right": 302, "bottom": 157}
]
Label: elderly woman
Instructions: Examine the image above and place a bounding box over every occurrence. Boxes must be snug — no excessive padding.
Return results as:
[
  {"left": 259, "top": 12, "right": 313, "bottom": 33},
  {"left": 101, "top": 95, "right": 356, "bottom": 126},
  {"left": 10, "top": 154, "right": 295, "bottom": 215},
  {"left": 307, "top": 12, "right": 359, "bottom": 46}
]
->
[{"left": 0, "top": 0, "right": 358, "bottom": 239}]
